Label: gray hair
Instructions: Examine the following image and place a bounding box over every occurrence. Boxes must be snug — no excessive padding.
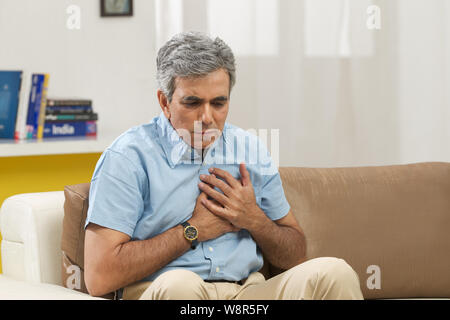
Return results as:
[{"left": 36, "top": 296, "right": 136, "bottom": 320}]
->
[{"left": 156, "top": 31, "right": 236, "bottom": 102}]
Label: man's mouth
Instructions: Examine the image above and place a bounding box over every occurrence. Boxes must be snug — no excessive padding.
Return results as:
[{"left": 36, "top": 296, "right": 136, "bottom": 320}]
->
[{"left": 194, "top": 129, "right": 216, "bottom": 135}]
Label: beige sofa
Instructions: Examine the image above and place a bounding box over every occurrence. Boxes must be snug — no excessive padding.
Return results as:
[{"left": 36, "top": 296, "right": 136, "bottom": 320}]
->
[{"left": 1, "top": 161, "right": 449, "bottom": 299}]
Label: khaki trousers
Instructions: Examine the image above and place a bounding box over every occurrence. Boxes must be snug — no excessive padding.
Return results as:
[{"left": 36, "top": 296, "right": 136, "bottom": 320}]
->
[{"left": 123, "top": 257, "right": 364, "bottom": 300}]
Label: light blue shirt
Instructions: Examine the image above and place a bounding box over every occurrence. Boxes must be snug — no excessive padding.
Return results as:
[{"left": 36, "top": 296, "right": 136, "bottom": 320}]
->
[{"left": 85, "top": 112, "right": 290, "bottom": 282}]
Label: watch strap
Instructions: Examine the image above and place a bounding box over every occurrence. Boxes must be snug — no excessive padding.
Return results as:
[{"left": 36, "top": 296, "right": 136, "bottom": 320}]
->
[{"left": 181, "top": 221, "right": 189, "bottom": 228}]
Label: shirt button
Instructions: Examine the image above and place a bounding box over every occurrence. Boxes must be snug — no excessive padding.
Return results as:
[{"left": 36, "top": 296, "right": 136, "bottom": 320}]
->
[
  {"left": 209, "top": 246, "right": 214, "bottom": 252},
  {"left": 216, "top": 267, "right": 220, "bottom": 273}
]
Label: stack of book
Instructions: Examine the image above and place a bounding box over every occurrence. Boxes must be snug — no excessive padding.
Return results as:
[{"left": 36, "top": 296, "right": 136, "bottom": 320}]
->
[
  {"left": 43, "top": 98, "right": 98, "bottom": 138},
  {"left": 0, "top": 70, "right": 98, "bottom": 140}
]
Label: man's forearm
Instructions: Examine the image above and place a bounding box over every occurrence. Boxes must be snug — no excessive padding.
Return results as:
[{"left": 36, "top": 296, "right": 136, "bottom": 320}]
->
[
  {"left": 91, "top": 225, "right": 190, "bottom": 296},
  {"left": 247, "top": 212, "right": 307, "bottom": 270}
]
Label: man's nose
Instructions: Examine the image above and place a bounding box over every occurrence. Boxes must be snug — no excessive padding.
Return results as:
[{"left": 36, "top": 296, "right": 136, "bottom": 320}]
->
[{"left": 201, "top": 104, "right": 213, "bottom": 126}]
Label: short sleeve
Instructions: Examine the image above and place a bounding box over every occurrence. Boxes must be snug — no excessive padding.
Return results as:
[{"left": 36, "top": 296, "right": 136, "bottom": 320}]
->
[
  {"left": 85, "top": 149, "right": 147, "bottom": 237},
  {"left": 257, "top": 141, "right": 290, "bottom": 221},
  {"left": 259, "top": 172, "right": 291, "bottom": 221}
]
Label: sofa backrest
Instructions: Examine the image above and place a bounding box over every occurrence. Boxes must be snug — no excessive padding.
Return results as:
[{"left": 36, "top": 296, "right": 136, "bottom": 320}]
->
[{"left": 278, "top": 162, "right": 450, "bottom": 299}]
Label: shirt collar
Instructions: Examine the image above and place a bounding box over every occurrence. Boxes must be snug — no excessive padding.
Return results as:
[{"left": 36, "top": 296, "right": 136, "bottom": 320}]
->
[{"left": 156, "top": 112, "right": 229, "bottom": 168}]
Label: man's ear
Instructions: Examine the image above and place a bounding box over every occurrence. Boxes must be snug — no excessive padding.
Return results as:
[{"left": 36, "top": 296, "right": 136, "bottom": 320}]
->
[{"left": 157, "top": 89, "right": 170, "bottom": 119}]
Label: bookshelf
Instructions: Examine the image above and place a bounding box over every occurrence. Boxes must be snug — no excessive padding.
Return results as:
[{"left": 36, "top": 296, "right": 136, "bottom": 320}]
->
[{"left": 0, "top": 136, "right": 114, "bottom": 157}]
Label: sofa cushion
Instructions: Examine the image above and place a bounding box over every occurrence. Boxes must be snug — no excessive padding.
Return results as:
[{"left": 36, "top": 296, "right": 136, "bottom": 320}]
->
[
  {"left": 279, "top": 162, "right": 450, "bottom": 299},
  {"left": 62, "top": 183, "right": 114, "bottom": 299}
]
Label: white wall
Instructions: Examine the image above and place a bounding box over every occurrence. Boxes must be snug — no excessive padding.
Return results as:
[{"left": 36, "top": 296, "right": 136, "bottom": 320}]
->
[{"left": 0, "top": 0, "right": 159, "bottom": 142}]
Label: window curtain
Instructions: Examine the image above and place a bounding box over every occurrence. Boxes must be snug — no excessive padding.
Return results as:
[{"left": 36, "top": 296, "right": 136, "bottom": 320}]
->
[{"left": 154, "top": 0, "right": 450, "bottom": 167}]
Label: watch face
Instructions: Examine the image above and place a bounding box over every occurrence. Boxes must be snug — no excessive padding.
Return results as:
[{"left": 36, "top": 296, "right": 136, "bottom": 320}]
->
[{"left": 184, "top": 226, "right": 198, "bottom": 241}]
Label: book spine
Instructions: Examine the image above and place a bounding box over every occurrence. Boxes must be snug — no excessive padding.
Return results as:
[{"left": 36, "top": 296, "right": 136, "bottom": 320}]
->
[
  {"left": 43, "top": 121, "right": 97, "bottom": 138},
  {"left": 14, "top": 72, "right": 32, "bottom": 140},
  {"left": 45, "top": 105, "right": 93, "bottom": 114},
  {"left": 45, "top": 113, "right": 98, "bottom": 122},
  {"left": 25, "top": 75, "right": 37, "bottom": 139},
  {"left": 46, "top": 99, "right": 92, "bottom": 106},
  {"left": 36, "top": 73, "right": 50, "bottom": 139},
  {"left": 25, "top": 74, "right": 44, "bottom": 139}
]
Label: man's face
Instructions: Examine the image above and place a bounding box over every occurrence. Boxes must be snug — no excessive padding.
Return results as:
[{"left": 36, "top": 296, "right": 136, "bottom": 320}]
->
[{"left": 160, "top": 68, "right": 230, "bottom": 150}]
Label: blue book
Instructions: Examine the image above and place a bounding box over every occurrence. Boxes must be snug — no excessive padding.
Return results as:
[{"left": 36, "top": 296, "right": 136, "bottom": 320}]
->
[
  {"left": 43, "top": 121, "right": 97, "bottom": 138},
  {"left": 25, "top": 74, "right": 45, "bottom": 139},
  {"left": 0, "top": 71, "right": 22, "bottom": 139}
]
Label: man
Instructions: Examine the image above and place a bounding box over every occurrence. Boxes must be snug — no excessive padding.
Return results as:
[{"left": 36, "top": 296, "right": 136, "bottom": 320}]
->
[{"left": 84, "top": 32, "right": 364, "bottom": 300}]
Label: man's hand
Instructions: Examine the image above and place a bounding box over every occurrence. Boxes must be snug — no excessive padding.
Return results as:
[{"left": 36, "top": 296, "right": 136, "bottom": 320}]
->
[
  {"left": 198, "top": 163, "right": 264, "bottom": 231},
  {"left": 189, "top": 192, "right": 239, "bottom": 242},
  {"left": 199, "top": 163, "right": 307, "bottom": 269}
]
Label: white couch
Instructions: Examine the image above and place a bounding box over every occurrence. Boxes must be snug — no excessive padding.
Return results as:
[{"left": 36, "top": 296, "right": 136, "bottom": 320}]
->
[{"left": 0, "top": 192, "right": 102, "bottom": 300}]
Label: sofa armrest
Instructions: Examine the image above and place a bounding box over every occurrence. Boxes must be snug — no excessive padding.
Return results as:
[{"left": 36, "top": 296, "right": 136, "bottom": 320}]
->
[
  {"left": 0, "top": 191, "right": 65, "bottom": 285},
  {"left": 0, "top": 275, "right": 103, "bottom": 300}
]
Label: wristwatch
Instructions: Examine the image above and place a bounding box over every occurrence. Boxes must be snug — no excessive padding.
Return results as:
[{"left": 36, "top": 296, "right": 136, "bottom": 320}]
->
[{"left": 181, "top": 221, "right": 199, "bottom": 249}]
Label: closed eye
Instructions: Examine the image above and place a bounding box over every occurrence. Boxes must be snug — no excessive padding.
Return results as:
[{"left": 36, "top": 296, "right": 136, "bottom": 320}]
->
[
  {"left": 183, "top": 102, "right": 201, "bottom": 107},
  {"left": 183, "top": 102, "right": 225, "bottom": 107}
]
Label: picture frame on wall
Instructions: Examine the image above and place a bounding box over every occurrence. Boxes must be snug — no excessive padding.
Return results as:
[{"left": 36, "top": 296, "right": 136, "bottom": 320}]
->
[{"left": 100, "top": 0, "right": 133, "bottom": 17}]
